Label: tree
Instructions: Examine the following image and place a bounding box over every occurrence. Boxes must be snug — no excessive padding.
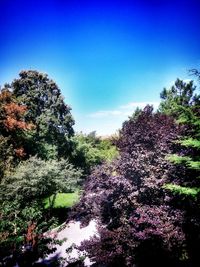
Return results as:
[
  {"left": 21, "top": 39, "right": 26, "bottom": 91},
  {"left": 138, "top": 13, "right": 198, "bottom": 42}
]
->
[
  {"left": 159, "top": 78, "right": 199, "bottom": 116},
  {"left": 159, "top": 76, "right": 200, "bottom": 197},
  {"left": 0, "top": 70, "right": 84, "bottom": 266},
  {"left": 159, "top": 74, "right": 200, "bottom": 265},
  {"left": 0, "top": 88, "right": 33, "bottom": 178},
  {"left": 0, "top": 156, "right": 82, "bottom": 265},
  {"left": 71, "top": 133, "right": 118, "bottom": 174},
  {"left": 11, "top": 70, "right": 75, "bottom": 158},
  {"left": 73, "top": 106, "right": 186, "bottom": 266}
]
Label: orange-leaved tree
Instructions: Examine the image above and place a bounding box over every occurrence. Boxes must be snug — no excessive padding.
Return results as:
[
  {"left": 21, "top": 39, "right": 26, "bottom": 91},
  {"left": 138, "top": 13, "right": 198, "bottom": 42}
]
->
[{"left": 0, "top": 88, "right": 34, "bottom": 178}]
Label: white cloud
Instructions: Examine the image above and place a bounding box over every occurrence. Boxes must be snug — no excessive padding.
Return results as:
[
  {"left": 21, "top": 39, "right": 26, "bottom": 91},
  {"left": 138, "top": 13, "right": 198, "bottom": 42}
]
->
[
  {"left": 83, "top": 101, "right": 160, "bottom": 135},
  {"left": 88, "top": 101, "right": 160, "bottom": 118},
  {"left": 183, "top": 79, "right": 192, "bottom": 83},
  {"left": 88, "top": 110, "right": 122, "bottom": 118},
  {"left": 76, "top": 119, "right": 121, "bottom": 136},
  {"left": 120, "top": 101, "right": 159, "bottom": 109}
]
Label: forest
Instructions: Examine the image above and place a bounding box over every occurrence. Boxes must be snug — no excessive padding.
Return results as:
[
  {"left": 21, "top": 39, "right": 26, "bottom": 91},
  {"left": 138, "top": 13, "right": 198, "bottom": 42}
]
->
[{"left": 0, "top": 69, "right": 200, "bottom": 267}]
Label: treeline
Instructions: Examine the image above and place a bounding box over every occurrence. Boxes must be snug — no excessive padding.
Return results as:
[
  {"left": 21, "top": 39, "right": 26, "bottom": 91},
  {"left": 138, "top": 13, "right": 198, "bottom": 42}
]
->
[
  {"left": 74, "top": 71, "right": 200, "bottom": 267},
  {"left": 0, "top": 70, "right": 117, "bottom": 266},
  {"left": 0, "top": 69, "right": 199, "bottom": 267}
]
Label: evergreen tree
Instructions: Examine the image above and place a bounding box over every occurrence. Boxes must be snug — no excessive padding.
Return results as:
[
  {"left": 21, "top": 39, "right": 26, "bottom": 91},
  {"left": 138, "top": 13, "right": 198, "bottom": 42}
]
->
[
  {"left": 159, "top": 78, "right": 199, "bottom": 117},
  {"left": 159, "top": 73, "right": 200, "bottom": 265},
  {"left": 159, "top": 76, "right": 200, "bottom": 197}
]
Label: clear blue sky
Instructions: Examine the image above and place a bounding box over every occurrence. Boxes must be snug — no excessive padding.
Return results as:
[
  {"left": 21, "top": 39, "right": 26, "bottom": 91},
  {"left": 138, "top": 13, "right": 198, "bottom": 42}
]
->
[{"left": 0, "top": 0, "right": 200, "bottom": 135}]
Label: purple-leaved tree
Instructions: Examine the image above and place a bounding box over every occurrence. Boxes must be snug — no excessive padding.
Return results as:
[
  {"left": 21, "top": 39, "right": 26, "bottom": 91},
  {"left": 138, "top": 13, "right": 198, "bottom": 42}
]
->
[{"left": 73, "top": 106, "right": 187, "bottom": 267}]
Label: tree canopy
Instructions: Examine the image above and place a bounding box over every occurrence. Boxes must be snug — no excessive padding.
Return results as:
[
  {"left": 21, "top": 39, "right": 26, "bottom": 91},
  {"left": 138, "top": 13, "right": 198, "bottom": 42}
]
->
[
  {"left": 159, "top": 73, "right": 200, "bottom": 265},
  {"left": 11, "top": 70, "right": 75, "bottom": 159},
  {"left": 0, "top": 88, "right": 34, "bottom": 178},
  {"left": 73, "top": 106, "right": 186, "bottom": 267},
  {"left": 0, "top": 71, "right": 81, "bottom": 266},
  {"left": 1, "top": 69, "right": 200, "bottom": 267}
]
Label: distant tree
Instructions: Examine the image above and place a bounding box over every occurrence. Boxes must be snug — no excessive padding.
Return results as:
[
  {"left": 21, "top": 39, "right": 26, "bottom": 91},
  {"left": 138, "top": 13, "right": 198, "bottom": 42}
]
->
[
  {"left": 87, "top": 130, "right": 97, "bottom": 139},
  {"left": 71, "top": 133, "right": 118, "bottom": 174},
  {"left": 11, "top": 70, "right": 75, "bottom": 158}
]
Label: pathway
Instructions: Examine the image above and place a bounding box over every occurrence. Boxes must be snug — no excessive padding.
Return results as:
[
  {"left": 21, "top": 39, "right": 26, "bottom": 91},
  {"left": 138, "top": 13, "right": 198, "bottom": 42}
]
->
[{"left": 42, "top": 220, "right": 98, "bottom": 266}]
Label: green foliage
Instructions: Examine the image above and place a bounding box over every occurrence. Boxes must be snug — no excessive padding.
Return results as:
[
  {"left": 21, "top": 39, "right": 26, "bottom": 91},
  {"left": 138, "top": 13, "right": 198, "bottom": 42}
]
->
[
  {"left": 159, "top": 78, "right": 199, "bottom": 117},
  {"left": 71, "top": 132, "right": 118, "bottom": 173},
  {"left": 98, "top": 139, "right": 119, "bottom": 161},
  {"left": 168, "top": 154, "right": 200, "bottom": 170},
  {"left": 12, "top": 70, "right": 74, "bottom": 137},
  {"left": 0, "top": 156, "right": 81, "bottom": 263},
  {"left": 11, "top": 70, "right": 75, "bottom": 159},
  {"left": 178, "top": 138, "right": 200, "bottom": 148},
  {"left": 167, "top": 154, "right": 192, "bottom": 164},
  {"left": 0, "top": 70, "right": 87, "bottom": 265},
  {"left": 159, "top": 72, "right": 200, "bottom": 264},
  {"left": 164, "top": 184, "right": 200, "bottom": 198},
  {"left": 0, "top": 136, "right": 13, "bottom": 179},
  {"left": 0, "top": 200, "right": 44, "bottom": 256},
  {"left": 160, "top": 74, "right": 200, "bottom": 197},
  {"left": 158, "top": 73, "right": 200, "bottom": 264},
  {"left": 1, "top": 156, "right": 82, "bottom": 203},
  {"left": 187, "top": 160, "right": 200, "bottom": 170}
]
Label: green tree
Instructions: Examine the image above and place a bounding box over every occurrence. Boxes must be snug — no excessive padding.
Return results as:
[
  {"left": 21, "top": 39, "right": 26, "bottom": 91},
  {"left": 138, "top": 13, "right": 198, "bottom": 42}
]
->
[
  {"left": 2, "top": 156, "right": 81, "bottom": 203},
  {"left": 71, "top": 133, "right": 118, "bottom": 174},
  {"left": 0, "top": 71, "right": 82, "bottom": 266},
  {"left": 11, "top": 70, "right": 75, "bottom": 159},
  {"left": 159, "top": 76, "right": 200, "bottom": 197},
  {"left": 0, "top": 156, "right": 82, "bottom": 264},
  {"left": 159, "top": 73, "right": 200, "bottom": 265},
  {"left": 159, "top": 78, "right": 199, "bottom": 117}
]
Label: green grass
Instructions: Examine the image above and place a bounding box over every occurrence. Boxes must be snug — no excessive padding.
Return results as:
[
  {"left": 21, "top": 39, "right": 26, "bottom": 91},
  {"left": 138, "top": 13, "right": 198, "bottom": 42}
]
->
[{"left": 44, "top": 191, "right": 80, "bottom": 208}]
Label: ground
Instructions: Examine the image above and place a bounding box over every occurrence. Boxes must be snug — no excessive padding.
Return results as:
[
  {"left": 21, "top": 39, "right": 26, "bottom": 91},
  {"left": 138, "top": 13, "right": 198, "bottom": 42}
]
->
[{"left": 42, "top": 220, "right": 98, "bottom": 266}]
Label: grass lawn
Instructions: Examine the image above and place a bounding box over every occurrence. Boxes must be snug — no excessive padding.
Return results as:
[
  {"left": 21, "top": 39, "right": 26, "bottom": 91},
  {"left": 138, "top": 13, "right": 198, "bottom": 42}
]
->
[{"left": 44, "top": 191, "right": 80, "bottom": 208}]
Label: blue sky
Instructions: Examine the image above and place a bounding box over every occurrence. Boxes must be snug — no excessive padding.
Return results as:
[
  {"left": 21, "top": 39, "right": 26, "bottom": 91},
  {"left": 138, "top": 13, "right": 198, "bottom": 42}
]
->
[{"left": 0, "top": 0, "right": 200, "bottom": 135}]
